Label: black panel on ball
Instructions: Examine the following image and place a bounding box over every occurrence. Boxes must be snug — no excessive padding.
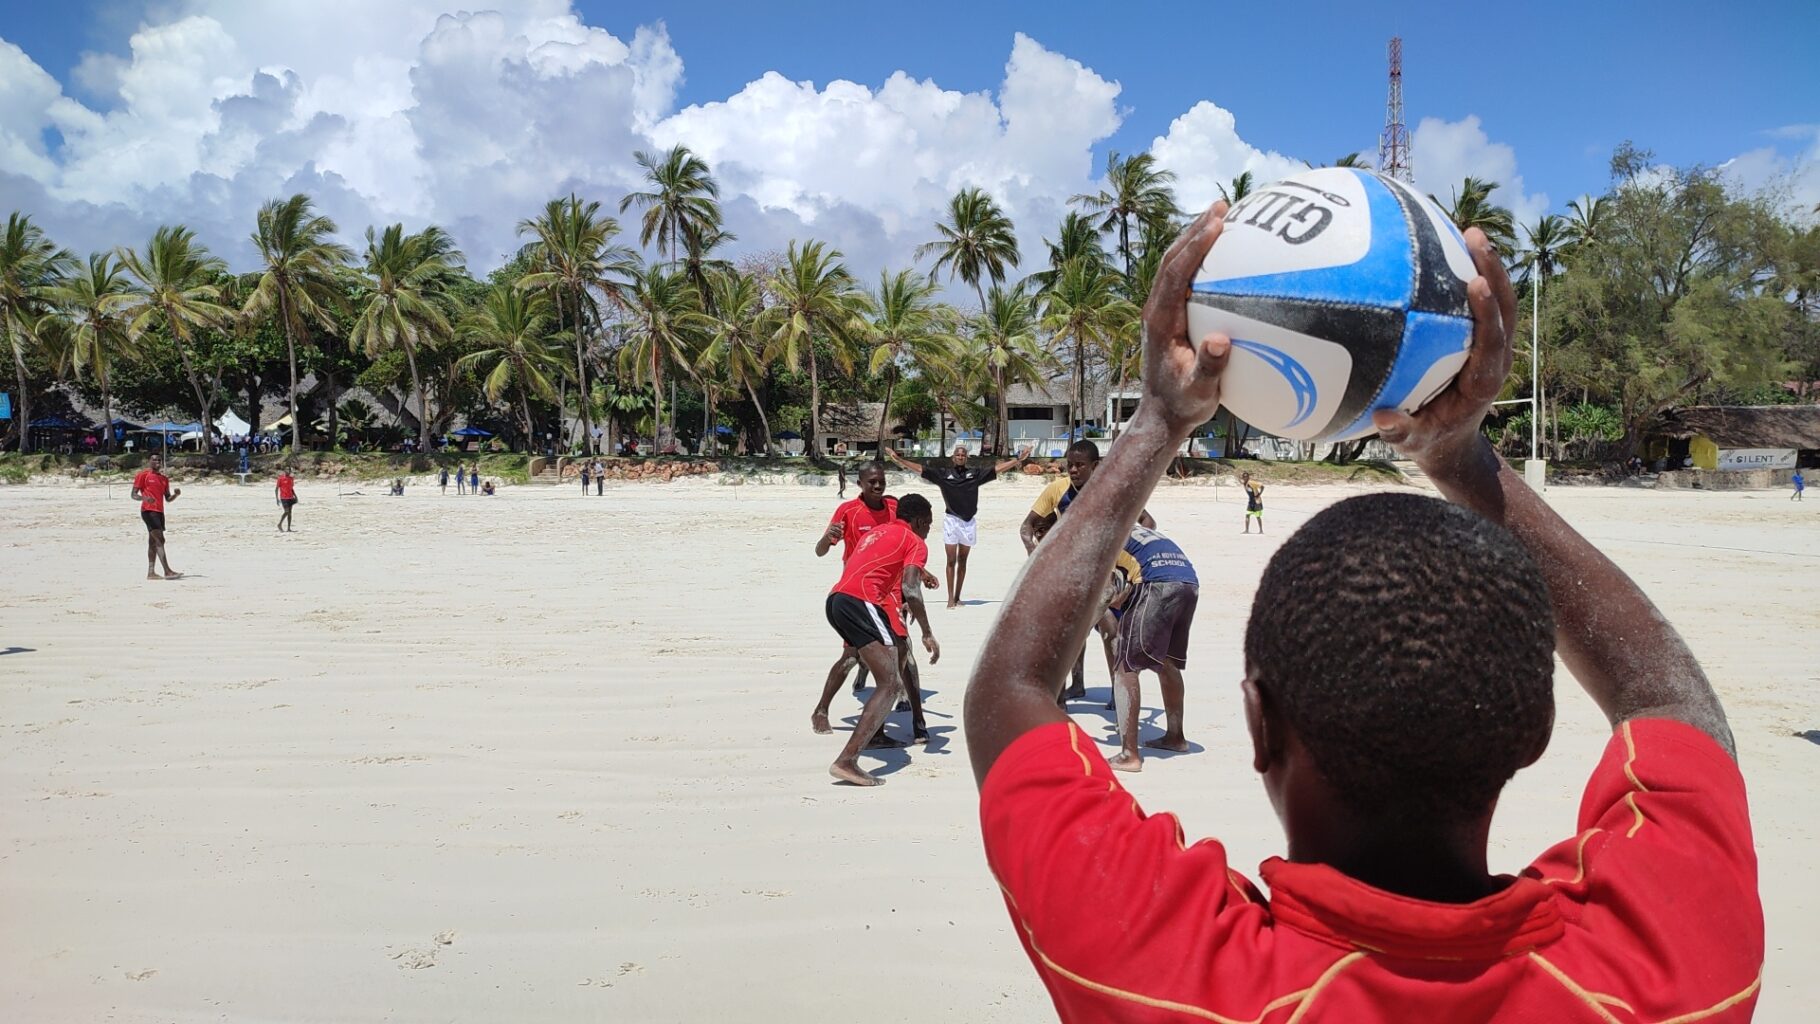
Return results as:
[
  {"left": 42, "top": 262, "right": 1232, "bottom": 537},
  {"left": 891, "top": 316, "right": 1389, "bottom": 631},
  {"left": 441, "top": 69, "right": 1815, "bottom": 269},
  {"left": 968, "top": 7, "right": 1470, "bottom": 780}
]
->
[
  {"left": 1384, "top": 179, "right": 1472, "bottom": 318},
  {"left": 1189, "top": 292, "right": 1405, "bottom": 439}
]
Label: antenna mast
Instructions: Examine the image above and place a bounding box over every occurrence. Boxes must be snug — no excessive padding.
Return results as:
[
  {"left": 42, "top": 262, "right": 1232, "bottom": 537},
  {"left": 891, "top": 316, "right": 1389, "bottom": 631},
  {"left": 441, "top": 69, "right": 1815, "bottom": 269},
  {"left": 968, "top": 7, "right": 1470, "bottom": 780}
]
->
[{"left": 1378, "top": 36, "right": 1413, "bottom": 183}]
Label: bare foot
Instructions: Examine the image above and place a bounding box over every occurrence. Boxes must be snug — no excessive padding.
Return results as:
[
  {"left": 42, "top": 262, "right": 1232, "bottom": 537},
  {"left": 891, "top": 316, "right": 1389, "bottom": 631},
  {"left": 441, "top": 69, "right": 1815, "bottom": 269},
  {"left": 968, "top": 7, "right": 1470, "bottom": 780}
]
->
[
  {"left": 1144, "top": 735, "right": 1191, "bottom": 753},
  {"left": 912, "top": 726, "right": 930, "bottom": 745},
  {"left": 162, "top": 571, "right": 184, "bottom": 580},
  {"left": 1108, "top": 752, "right": 1143, "bottom": 773},
  {"left": 865, "top": 730, "right": 907, "bottom": 750},
  {"left": 811, "top": 712, "right": 832, "bottom": 735},
  {"left": 829, "top": 760, "right": 883, "bottom": 787},
  {"left": 946, "top": 599, "right": 959, "bottom": 609},
  {"left": 146, "top": 572, "right": 160, "bottom": 580},
  {"left": 1062, "top": 684, "right": 1086, "bottom": 701},
  {"left": 894, "top": 699, "right": 910, "bottom": 713}
]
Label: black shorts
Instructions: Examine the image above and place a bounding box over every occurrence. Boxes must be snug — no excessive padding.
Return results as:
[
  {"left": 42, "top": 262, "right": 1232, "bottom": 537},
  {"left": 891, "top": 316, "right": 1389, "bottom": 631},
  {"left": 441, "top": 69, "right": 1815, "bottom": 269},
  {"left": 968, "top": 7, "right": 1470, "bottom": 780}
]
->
[
  {"left": 826, "top": 593, "right": 895, "bottom": 651},
  {"left": 281, "top": 498, "right": 297, "bottom": 509},
  {"left": 1116, "top": 581, "right": 1198, "bottom": 673},
  {"left": 141, "top": 510, "right": 165, "bottom": 532}
]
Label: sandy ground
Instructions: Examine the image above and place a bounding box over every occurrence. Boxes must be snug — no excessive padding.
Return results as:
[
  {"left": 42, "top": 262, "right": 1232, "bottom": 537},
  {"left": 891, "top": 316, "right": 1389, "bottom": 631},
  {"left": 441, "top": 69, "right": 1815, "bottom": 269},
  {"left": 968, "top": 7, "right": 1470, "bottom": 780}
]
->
[{"left": 1, "top": 471, "right": 1815, "bottom": 1022}]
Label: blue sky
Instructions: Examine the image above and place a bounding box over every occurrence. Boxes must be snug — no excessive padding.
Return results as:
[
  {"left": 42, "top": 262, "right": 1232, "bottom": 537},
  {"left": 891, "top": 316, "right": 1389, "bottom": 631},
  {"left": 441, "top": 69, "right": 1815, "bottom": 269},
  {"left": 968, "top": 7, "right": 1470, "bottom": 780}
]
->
[{"left": 1, "top": 0, "right": 1815, "bottom": 273}]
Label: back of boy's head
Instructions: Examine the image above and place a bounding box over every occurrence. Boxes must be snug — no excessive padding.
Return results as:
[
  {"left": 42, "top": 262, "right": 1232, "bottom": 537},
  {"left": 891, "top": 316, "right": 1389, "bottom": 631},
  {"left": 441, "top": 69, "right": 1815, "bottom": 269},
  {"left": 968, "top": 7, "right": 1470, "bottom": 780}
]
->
[
  {"left": 896, "top": 492, "right": 934, "bottom": 524},
  {"left": 1244, "top": 493, "right": 1556, "bottom": 824}
]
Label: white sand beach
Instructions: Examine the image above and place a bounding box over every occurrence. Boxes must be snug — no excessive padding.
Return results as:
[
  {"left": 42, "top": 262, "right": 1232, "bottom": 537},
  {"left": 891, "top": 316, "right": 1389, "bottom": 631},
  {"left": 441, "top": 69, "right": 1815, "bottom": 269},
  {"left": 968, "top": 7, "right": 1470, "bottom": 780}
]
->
[{"left": 1, "top": 474, "right": 1815, "bottom": 1022}]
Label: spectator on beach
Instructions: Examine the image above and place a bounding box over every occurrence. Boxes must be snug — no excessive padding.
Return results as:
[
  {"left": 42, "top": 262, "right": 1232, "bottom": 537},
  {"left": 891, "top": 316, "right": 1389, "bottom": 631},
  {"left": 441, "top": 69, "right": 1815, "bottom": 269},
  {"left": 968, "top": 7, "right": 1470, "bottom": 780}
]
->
[
  {"left": 482, "top": 479, "right": 496, "bottom": 496},
  {"left": 1794, "top": 468, "right": 1805, "bottom": 502},
  {"left": 580, "top": 462, "right": 591, "bottom": 493},
  {"left": 275, "top": 465, "right": 298, "bottom": 532},
  {"left": 592, "top": 460, "right": 605, "bottom": 495},
  {"left": 469, "top": 466, "right": 479, "bottom": 494},
  {"left": 439, "top": 466, "right": 449, "bottom": 493}
]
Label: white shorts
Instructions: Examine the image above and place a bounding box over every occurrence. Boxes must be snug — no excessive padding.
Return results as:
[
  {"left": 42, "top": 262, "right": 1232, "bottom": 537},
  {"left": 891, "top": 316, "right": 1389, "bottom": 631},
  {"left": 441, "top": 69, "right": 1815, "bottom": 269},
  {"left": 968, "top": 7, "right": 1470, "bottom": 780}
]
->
[{"left": 942, "top": 512, "right": 978, "bottom": 548}]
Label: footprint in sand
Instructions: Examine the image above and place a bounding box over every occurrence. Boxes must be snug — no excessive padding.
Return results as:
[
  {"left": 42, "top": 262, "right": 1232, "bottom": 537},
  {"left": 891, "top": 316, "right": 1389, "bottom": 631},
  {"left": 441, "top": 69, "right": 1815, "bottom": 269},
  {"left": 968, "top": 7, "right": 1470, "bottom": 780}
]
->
[{"left": 126, "top": 968, "right": 158, "bottom": 981}]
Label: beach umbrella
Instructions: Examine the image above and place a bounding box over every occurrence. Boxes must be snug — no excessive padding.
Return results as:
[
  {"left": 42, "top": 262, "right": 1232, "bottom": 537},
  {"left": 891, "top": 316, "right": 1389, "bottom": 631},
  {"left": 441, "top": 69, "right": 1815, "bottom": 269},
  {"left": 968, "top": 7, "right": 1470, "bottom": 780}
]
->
[
  {"left": 773, "top": 430, "right": 802, "bottom": 439},
  {"left": 451, "top": 426, "right": 493, "bottom": 438}
]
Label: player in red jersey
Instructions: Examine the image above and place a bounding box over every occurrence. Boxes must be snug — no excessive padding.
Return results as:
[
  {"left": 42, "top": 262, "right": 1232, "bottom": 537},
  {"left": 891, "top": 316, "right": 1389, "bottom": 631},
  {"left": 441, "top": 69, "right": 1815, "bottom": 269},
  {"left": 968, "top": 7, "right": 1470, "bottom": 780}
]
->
[
  {"left": 964, "top": 205, "right": 1760, "bottom": 1021},
  {"left": 826, "top": 493, "right": 939, "bottom": 787},
  {"left": 131, "top": 453, "right": 182, "bottom": 579},
  {"left": 812, "top": 462, "right": 897, "bottom": 721},
  {"left": 274, "top": 464, "right": 298, "bottom": 532}
]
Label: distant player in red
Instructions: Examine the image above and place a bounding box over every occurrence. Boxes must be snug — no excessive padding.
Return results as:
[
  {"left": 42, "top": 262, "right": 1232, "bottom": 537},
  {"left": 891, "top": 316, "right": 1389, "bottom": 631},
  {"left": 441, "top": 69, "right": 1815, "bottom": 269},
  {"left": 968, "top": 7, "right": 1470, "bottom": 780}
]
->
[
  {"left": 826, "top": 492, "right": 939, "bottom": 787},
  {"left": 274, "top": 465, "right": 298, "bottom": 532},
  {"left": 131, "top": 453, "right": 182, "bottom": 580},
  {"left": 965, "top": 207, "right": 1760, "bottom": 1021}
]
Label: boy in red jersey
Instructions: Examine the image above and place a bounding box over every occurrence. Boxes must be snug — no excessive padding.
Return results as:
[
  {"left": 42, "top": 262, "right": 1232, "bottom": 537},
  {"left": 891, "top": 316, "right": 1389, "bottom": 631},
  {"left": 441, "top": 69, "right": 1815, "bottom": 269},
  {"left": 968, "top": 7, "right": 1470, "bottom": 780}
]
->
[
  {"left": 965, "top": 205, "right": 1761, "bottom": 1021},
  {"left": 274, "top": 464, "right": 298, "bottom": 532},
  {"left": 826, "top": 493, "right": 939, "bottom": 787},
  {"left": 131, "top": 453, "right": 182, "bottom": 579},
  {"left": 812, "top": 462, "right": 897, "bottom": 724}
]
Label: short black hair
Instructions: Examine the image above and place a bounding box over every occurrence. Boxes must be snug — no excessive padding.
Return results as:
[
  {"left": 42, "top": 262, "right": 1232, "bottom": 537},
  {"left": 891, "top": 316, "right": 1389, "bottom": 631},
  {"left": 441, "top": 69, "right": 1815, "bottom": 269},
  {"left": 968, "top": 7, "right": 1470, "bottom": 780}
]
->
[
  {"left": 896, "top": 492, "right": 934, "bottom": 522},
  {"left": 1244, "top": 493, "right": 1555, "bottom": 824},
  {"left": 858, "top": 460, "right": 886, "bottom": 476},
  {"left": 1068, "top": 439, "right": 1100, "bottom": 461}
]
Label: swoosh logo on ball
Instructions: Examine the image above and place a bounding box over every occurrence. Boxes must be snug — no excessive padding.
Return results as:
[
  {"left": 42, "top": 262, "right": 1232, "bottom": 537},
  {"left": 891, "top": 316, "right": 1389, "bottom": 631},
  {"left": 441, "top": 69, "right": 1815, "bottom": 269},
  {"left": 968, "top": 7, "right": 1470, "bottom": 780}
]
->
[{"left": 1230, "top": 338, "right": 1318, "bottom": 428}]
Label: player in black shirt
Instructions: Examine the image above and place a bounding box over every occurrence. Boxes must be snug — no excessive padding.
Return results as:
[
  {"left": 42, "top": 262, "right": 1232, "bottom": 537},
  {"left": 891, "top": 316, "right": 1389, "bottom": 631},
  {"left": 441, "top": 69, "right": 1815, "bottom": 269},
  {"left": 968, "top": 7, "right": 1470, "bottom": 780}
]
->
[{"left": 886, "top": 443, "right": 1026, "bottom": 607}]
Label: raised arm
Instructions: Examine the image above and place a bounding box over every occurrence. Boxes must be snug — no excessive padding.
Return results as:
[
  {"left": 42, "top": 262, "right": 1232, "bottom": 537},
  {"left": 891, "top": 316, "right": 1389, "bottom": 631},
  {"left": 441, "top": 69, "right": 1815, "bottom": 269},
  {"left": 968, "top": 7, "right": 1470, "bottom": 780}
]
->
[
  {"left": 883, "top": 448, "right": 924, "bottom": 475},
  {"left": 992, "top": 447, "right": 1027, "bottom": 475},
  {"left": 814, "top": 518, "right": 844, "bottom": 558},
  {"left": 965, "top": 203, "right": 1231, "bottom": 784},
  {"left": 1373, "top": 227, "right": 1734, "bottom": 757}
]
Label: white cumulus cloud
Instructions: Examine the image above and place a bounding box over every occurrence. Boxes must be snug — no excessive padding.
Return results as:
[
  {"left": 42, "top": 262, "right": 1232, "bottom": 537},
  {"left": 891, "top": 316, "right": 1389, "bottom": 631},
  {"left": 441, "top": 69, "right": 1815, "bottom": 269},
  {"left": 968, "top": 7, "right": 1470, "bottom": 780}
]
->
[
  {"left": 1411, "top": 115, "right": 1548, "bottom": 229},
  {"left": 1149, "top": 101, "right": 1306, "bottom": 211}
]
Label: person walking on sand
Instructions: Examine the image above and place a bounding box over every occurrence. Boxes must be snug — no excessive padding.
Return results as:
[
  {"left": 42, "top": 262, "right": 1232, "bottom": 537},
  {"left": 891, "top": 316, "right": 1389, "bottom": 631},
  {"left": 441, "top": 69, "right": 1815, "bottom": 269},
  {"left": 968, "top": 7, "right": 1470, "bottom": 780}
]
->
[
  {"left": 440, "top": 466, "right": 450, "bottom": 494},
  {"left": 131, "top": 453, "right": 182, "bottom": 580},
  {"left": 824, "top": 493, "right": 940, "bottom": 786},
  {"left": 454, "top": 464, "right": 466, "bottom": 494},
  {"left": 275, "top": 465, "right": 298, "bottom": 532},
  {"left": 885, "top": 443, "right": 1025, "bottom": 608},
  {"left": 469, "top": 466, "right": 479, "bottom": 495},
  {"left": 1794, "top": 468, "right": 1805, "bottom": 502},
  {"left": 580, "top": 461, "right": 591, "bottom": 493},
  {"left": 1242, "top": 471, "right": 1265, "bottom": 533},
  {"left": 593, "top": 459, "right": 605, "bottom": 495}
]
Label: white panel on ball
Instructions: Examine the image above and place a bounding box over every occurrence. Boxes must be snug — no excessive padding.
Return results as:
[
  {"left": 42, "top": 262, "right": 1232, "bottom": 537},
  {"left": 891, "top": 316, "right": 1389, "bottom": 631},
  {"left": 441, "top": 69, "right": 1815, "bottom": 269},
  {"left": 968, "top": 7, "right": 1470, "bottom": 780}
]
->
[
  {"left": 1187, "top": 301, "right": 1356, "bottom": 441},
  {"left": 1198, "top": 169, "right": 1373, "bottom": 282}
]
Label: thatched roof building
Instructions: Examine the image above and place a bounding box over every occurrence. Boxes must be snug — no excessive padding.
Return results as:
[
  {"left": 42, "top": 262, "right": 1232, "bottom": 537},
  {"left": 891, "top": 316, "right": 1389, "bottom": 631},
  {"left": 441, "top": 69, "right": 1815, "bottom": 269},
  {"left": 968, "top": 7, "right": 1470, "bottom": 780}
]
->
[{"left": 1651, "top": 406, "right": 1820, "bottom": 450}]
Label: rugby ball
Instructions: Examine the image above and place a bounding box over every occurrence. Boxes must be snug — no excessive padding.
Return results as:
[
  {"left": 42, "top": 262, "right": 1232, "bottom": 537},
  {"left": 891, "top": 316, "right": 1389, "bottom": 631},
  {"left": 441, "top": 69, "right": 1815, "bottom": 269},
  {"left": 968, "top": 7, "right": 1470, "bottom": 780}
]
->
[{"left": 1188, "top": 167, "right": 1478, "bottom": 442}]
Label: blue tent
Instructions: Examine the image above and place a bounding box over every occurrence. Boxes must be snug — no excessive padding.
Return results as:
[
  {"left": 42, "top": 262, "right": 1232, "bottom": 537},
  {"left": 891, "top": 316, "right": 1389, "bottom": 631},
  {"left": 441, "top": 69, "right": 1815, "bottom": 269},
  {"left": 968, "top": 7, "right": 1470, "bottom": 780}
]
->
[
  {"left": 29, "top": 415, "right": 83, "bottom": 429},
  {"left": 451, "top": 426, "right": 493, "bottom": 438},
  {"left": 774, "top": 430, "right": 803, "bottom": 440},
  {"left": 714, "top": 425, "right": 735, "bottom": 436}
]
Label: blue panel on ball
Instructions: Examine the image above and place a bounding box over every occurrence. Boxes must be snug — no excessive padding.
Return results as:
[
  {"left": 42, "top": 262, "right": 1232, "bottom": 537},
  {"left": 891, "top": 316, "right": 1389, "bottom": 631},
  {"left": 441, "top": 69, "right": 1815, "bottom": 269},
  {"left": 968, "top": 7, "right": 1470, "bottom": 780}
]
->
[
  {"left": 1191, "top": 171, "right": 1413, "bottom": 308},
  {"left": 1325, "top": 310, "right": 1472, "bottom": 439},
  {"left": 1229, "top": 337, "right": 1320, "bottom": 428}
]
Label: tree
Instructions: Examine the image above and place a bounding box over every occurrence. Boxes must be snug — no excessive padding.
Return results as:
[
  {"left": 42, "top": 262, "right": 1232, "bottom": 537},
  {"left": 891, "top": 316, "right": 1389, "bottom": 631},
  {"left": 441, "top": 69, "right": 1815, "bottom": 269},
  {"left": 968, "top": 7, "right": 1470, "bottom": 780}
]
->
[
  {"left": 681, "top": 222, "right": 738, "bottom": 309},
  {"left": 1070, "top": 151, "right": 1178, "bottom": 285},
  {"left": 52, "top": 253, "right": 140, "bottom": 452},
  {"left": 0, "top": 213, "right": 75, "bottom": 451},
  {"left": 617, "top": 263, "right": 704, "bottom": 444},
  {"left": 246, "top": 194, "right": 352, "bottom": 450},
  {"left": 916, "top": 187, "right": 1020, "bottom": 310},
  {"left": 1434, "top": 177, "right": 1517, "bottom": 256},
  {"left": 1040, "top": 257, "right": 1137, "bottom": 435},
  {"left": 698, "top": 269, "right": 774, "bottom": 455},
  {"left": 762, "top": 240, "right": 867, "bottom": 455},
  {"left": 457, "top": 284, "right": 564, "bottom": 445},
  {"left": 1217, "top": 171, "right": 1256, "bottom": 205},
  {"left": 1331, "top": 153, "right": 1369, "bottom": 168},
  {"left": 517, "top": 195, "right": 635, "bottom": 453},
  {"left": 114, "top": 226, "right": 233, "bottom": 452},
  {"left": 1544, "top": 157, "right": 1791, "bottom": 453},
  {"left": 972, "top": 282, "right": 1056, "bottom": 452},
  {"left": 1027, "top": 211, "right": 1108, "bottom": 293},
  {"left": 350, "top": 224, "right": 464, "bottom": 451},
  {"left": 620, "top": 145, "right": 723, "bottom": 270},
  {"left": 863, "top": 269, "right": 956, "bottom": 451}
]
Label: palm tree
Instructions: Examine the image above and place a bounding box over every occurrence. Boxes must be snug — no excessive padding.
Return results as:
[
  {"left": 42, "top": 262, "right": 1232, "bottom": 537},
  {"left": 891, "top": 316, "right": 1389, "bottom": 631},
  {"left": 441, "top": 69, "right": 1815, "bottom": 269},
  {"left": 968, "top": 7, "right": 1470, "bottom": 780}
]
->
[
  {"left": 246, "top": 194, "right": 352, "bottom": 450},
  {"left": 1027, "top": 211, "right": 1108, "bottom": 293},
  {"left": 1070, "top": 151, "right": 1179, "bottom": 285},
  {"left": 51, "top": 253, "right": 140, "bottom": 452},
  {"left": 973, "top": 282, "right": 1055, "bottom": 451},
  {"left": 762, "top": 240, "right": 868, "bottom": 454},
  {"left": 864, "top": 270, "right": 956, "bottom": 451},
  {"left": 1217, "top": 171, "right": 1256, "bottom": 205},
  {"left": 518, "top": 195, "right": 637, "bottom": 452},
  {"left": 698, "top": 269, "right": 774, "bottom": 455},
  {"left": 0, "top": 213, "right": 76, "bottom": 451},
  {"left": 458, "top": 284, "right": 564, "bottom": 445},
  {"left": 916, "top": 186, "right": 1020, "bottom": 310},
  {"left": 349, "top": 224, "right": 463, "bottom": 452},
  {"left": 1040, "top": 257, "right": 1136, "bottom": 435},
  {"left": 1331, "top": 153, "right": 1368, "bottom": 168},
  {"left": 620, "top": 145, "right": 723, "bottom": 269},
  {"left": 1434, "top": 177, "right": 1517, "bottom": 255},
  {"left": 681, "top": 221, "right": 738, "bottom": 308},
  {"left": 1563, "top": 195, "right": 1605, "bottom": 255},
  {"left": 115, "top": 226, "right": 233, "bottom": 452},
  {"left": 1517, "top": 215, "right": 1570, "bottom": 285},
  {"left": 617, "top": 264, "right": 705, "bottom": 445}
]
